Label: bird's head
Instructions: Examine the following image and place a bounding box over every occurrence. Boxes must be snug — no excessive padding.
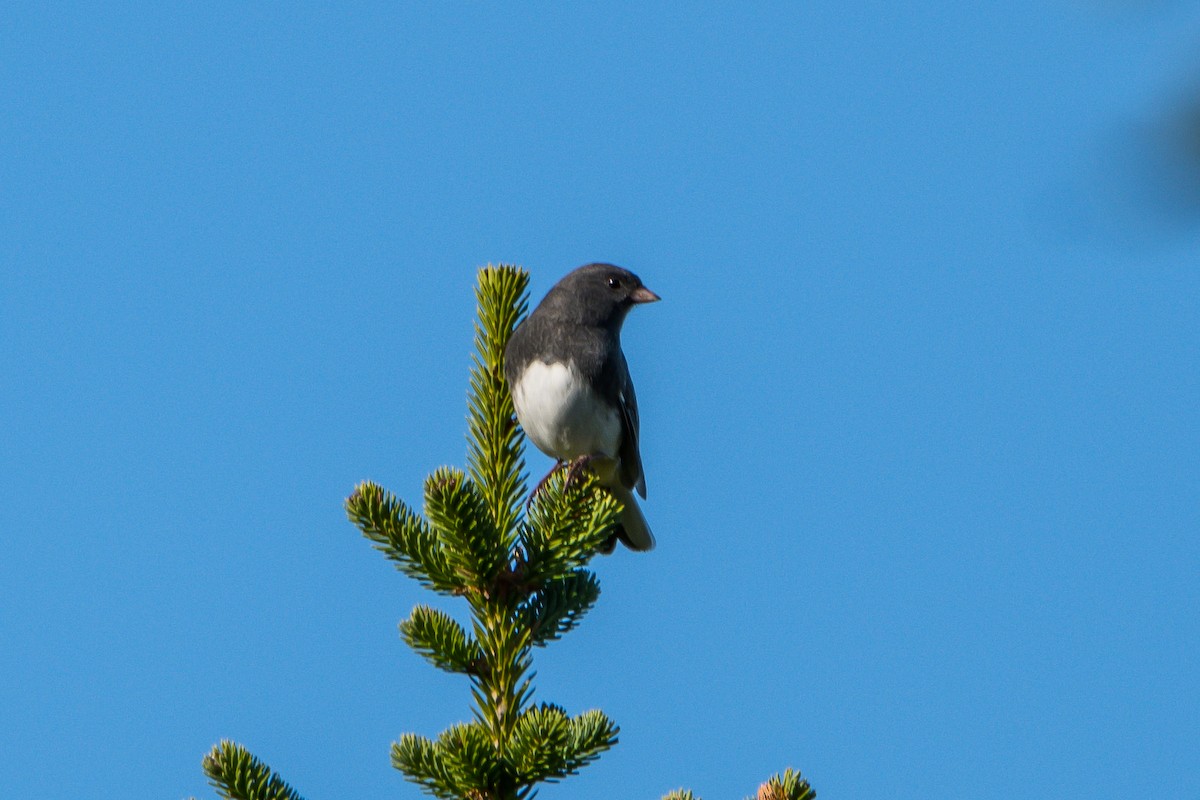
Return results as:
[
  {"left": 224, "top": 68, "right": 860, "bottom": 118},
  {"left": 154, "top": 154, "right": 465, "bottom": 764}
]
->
[{"left": 547, "top": 263, "right": 660, "bottom": 327}]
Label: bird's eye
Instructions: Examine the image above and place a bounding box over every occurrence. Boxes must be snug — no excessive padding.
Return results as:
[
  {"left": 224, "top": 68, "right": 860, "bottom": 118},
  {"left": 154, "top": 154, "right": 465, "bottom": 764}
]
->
[{"left": 607, "top": 277, "right": 621, "bottom": 289}]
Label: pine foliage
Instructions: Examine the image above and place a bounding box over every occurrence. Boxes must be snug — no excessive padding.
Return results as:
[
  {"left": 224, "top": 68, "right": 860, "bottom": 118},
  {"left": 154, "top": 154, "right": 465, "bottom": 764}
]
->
[
  {"left": 201, "top": 740, "right": 305, "bottom": 800},
  {"left": 200, "top": 264, "right": 816, "bottom": 800}
]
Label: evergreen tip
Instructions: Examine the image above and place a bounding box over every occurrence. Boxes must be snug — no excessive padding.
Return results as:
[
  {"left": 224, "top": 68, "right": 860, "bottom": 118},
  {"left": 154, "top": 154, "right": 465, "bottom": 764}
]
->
[
  {"left": 202, "top": 740, "right": 305, "bottom": 800},
  {"left": 755, "top": 768, "right": 816, "bottom": 800}
]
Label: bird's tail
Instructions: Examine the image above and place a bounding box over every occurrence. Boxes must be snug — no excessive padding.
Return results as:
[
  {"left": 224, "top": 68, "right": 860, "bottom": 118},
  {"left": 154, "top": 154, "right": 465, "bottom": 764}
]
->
[{"left": 607, "top": 484, "right": 655, "bottom": 552}]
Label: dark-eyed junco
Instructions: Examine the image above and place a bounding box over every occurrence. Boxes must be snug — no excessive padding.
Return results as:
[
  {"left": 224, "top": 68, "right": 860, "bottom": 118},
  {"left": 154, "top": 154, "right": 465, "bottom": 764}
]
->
[{"left": 504, "top": 263, "right": 660, "bottom": 552}]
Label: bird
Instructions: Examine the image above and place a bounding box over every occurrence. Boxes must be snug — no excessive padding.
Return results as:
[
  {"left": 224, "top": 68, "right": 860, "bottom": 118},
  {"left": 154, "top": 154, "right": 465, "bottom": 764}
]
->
[{"left": 504, "top": 263, "right": 660, "bottom": 552}]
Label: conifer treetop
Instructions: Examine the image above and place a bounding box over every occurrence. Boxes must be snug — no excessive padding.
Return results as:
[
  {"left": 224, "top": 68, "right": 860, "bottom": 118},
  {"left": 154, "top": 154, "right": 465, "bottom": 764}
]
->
[{"left": 199, "top": 264, "right": 815, "bottom": 800}]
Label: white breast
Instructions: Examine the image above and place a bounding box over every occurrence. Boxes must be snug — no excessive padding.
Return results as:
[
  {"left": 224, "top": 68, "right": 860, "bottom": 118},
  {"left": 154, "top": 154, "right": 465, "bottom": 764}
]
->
[{"left": 512, "top": 360, "right": 621, "bottom": 461}]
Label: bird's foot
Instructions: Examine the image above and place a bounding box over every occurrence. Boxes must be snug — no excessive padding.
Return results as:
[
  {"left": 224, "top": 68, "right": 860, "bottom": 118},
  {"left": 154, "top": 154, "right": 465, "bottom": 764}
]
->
[{"left": 565, "top": 454, "right": 600, "bottom": 487}]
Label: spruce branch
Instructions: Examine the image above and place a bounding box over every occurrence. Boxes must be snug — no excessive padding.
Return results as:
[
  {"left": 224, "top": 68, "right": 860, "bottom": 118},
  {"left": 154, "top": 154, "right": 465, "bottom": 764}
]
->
[
  {"left": 424, "top": 467, "right": 507, "bottom": 592},
  {"left": 346, "top": 481, "right": 458, "bottom": 595},
  {"left": 202, "top": 741, "right": 304, "bottom": 800},
  {"left": 505, "top": 705, "right": 618, "bottom": 789},
  {"left": 520, "top": 569, "right": 601, "bottom": 646},
  {"left": 563, "top": 708, "right": 620, "bottom": 773},
  {"left": 520, "top": 470, "right": 621, "bottom": 586},
  {"left": 466, "top": 265, "right": 529, "bottom": 541},
  {"left": 506, "top": 704, "right": 572, "bottom": 783},
  {"left": 392, "top": 733, "right": 460, "bottom": 800},
  {"left": 436, "top": 722, "right": 508, "bottom": 798},
  {"left": 401, "top": 605, "right": 485, "bottom": 674},
  {"left": 470, "top": 610, "right": 536, "bottom": 748}
]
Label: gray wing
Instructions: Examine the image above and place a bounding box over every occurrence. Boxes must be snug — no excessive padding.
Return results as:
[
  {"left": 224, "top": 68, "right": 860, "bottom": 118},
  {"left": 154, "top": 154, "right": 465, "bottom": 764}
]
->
[{"left": 615, "top": 352, "right": 647, "bottom": 498}]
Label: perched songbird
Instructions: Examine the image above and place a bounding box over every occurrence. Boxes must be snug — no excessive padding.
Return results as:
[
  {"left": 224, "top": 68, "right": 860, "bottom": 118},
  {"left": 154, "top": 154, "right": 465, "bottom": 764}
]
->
[{"left": 504, "top": 263, "right": 660, "bottom": 552}]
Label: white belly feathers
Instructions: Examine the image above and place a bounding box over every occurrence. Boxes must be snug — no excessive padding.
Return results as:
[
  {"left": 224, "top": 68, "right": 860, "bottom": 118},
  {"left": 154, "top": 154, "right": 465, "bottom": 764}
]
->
[{"left": 511, "top": 360, "right": 620, "bottom": 461}]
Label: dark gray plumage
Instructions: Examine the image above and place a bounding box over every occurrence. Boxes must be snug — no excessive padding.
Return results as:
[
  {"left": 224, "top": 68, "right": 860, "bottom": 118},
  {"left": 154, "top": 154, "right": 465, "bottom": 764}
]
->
[{"left": 504, "top": 263, "right": 659, "bottom": 551}]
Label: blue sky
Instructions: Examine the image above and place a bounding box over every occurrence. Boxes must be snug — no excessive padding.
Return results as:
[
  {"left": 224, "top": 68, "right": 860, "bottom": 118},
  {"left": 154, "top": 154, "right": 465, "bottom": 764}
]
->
[{"left": 2, "top": 3, "right": 1198, "bottom": 799}]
